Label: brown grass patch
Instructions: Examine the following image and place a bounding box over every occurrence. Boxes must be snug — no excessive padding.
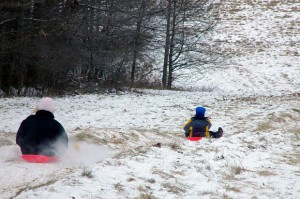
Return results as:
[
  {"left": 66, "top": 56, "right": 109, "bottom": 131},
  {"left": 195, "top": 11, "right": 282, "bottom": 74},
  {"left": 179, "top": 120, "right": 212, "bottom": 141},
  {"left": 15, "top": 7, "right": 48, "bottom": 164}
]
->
[
  {"left": 231, "top": 165, "right": 245, "bottom": 175},
  {"left": 0, "top": 131, "right": 15, "bottom": 147},
  {"left": 162, "top": 182, "right": 185, "bottom": 194},
  {"left": 255, "top": 121, "right": 274, "bottom": 132},
  {"left": 282, "top": 153, "right": 300, "bottom": 165},
  {"left": 225, "top": 184, "right": 241, "bottom": 193},
  {"left": 138, "top": 192, "right": 157, "bottom": 199},
  {"left": 257, "top": 170, "right": 276, "bottom": 177},
  {"left": 114, "top": 182, "right": 124, "bottom": 192},
  {"left": 81, "top": 167, "right": 94, "bottom": 178},
  {"left": 152, "top": 169, "right": 174, "bottom": 179},
  {"left": 14, "top": 179, "right": 58, "bottom": 198},
  {"left": 74, "top": 131, "right": 107, "bottom": 145}
]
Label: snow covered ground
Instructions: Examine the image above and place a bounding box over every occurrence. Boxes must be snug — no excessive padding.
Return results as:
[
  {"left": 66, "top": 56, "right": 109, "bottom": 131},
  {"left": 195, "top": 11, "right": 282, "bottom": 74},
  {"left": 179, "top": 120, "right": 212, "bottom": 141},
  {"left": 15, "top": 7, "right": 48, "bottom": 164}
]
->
[
  {"left": 0, "top": 1, "right": 300, "bottom": 199},
  {"left": 0, "top": 89, "right": 299, "bottom": 199}
]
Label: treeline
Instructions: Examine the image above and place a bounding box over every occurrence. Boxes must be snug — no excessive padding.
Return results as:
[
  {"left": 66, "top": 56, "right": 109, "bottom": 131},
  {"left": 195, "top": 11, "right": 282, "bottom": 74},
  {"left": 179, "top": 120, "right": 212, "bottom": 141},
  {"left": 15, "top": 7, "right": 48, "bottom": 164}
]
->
[{"left": 0, "top": 0, "right": 220, "bottom": 96}]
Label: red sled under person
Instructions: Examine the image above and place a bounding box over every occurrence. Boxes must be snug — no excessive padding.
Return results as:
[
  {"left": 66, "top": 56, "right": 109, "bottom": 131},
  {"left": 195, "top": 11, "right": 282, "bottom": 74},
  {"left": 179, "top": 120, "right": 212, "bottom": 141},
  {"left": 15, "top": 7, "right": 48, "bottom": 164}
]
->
[
  {"left": 183, "top": 106, "right": 223, "bottom": 140},
  {"left": 16, "top": 97, "right": 68, "bottom": 162}
]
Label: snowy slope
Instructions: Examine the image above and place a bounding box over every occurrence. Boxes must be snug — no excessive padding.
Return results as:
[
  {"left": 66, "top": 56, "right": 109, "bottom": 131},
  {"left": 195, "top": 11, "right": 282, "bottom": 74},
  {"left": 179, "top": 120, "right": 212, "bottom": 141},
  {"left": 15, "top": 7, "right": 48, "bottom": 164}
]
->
[
  {"left": 0, "top": 91, "right": 299, "bottom": 199},
  {"left": 176, "top": 0, "right": 300, "bottom": 95},
  {"left": 0, "top": 1, "right": 300, "bottom": 199}
]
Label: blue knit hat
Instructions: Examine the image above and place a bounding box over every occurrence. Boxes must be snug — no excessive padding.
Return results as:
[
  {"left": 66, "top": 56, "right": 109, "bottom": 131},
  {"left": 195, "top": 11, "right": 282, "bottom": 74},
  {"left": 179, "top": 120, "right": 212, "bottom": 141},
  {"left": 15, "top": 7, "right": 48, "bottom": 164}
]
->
[{"left": 195, "top": 106, "right": 206, "bottom": 116}]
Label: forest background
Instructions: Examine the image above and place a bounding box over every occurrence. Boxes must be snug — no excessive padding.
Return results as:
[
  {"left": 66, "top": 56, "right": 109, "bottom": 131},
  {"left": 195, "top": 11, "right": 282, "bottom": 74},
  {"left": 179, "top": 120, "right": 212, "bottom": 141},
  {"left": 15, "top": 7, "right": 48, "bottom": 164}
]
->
[{"left": 0, "top": 0, "right": 221, "bottom": 96}]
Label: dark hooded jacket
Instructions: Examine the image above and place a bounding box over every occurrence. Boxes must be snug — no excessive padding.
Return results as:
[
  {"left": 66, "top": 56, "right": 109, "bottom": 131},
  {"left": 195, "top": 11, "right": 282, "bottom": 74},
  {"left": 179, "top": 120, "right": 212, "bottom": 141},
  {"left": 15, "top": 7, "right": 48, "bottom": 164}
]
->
[
  {"left": 16, "top": 110, "right": 68, "bottom": 156},
  {"left": 183, "top": 115, "right": 212, "bottom": 138}
]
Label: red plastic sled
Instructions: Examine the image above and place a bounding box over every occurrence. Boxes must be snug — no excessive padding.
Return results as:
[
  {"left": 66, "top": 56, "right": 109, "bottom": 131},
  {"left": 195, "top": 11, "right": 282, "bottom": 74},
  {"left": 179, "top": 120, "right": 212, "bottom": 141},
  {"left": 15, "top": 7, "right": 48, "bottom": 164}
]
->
[
  {"left": 187, "top": 137, "right": 202, "bottom": 141},
  {"left": 21, "top": 155, "right": 57, "bottom": 163}
]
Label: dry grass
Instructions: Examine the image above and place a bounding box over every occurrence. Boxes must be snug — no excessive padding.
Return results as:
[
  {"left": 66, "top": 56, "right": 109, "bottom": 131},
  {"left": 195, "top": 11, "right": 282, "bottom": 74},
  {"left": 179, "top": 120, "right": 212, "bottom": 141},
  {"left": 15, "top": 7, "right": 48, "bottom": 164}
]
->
[
  {"left": 113, "top": 148, "right": 137, "bottom": 159},
  {"left": 284, "top": 125, "right": 300, "bottom": 165},
  {"left": 221, "top": 164, "right": 246, "bottom": 181},
  {"left": 162, "top": 182, "right": 185, "bottom": 194},
  {"left": 114, "top": 145, "right": 150, "bottom": 159},
  {"left": 282, "top": 153, "right": 300, "bottom": 165},
  {"left": 221, "top": 193, "right": 233, "bottom": 199},
  {"left": 225, "top": 184, "right": 241, "bottom": 193},
  {"left": 147, "top": 179, "right": 156, "bottom": 184},
  {"left": 14, "top": 178, "right": 58, "bottom": 198},
  {"left": 81, "top": 167, "right": 94, "bottom": 178},
  {"left": 266, "top": 0, "right": 279, "bottom": 7},
  {"left": 291, "top": 127, "right": 300, "bottom": 140},
  {"left": 255, "top": 111, "right": 299, "bottom": 133},
  {"left": 152, "top": 169, "right": 175, "bottom": 179},
  {"left": 271, "top": 113, "right": 294, "bottom": 123},
  {"left": 292, "top": 108, "right": 300, "bottom": 114},
  {"left": 135, "top": 146, "right": 149, "bottom": 154},
  {"left": 138, "top": 192, "right": 157, "bottom": 199},
  {"left": 231, "top": 165, "right": 245, "bottom": 175},
  {"left": 255, "top": 121, "right": 274, "bottom": 132},
  {"left": 257, "top": 170, "right": 276, "bottom": 177},
  {"left": 127, "top": 177, "right": 135, "bottom": 182},
  {"left": 0, "top": 139, "right": 14, "bottom": 147},
  {"left": 271, "top": 113, "right": 286, "bottom": 122},
  {"left": 294, "top": 170, "right": 300, "bottom": 175},
  {"left": 74, "top": 131, "right": 107, "bottom": 145},
  {"left": 137, "top": 185, "right": 147, "bottom": 192},
  {"left": 111, "top": 138, "right": 125, "bottom": 145},
  {"left": 0, "top": 132, "right": 15, "bottom": 147},
  {"left": 168, "top": 142, "right": 181, "bottom": 150},
  {"left": 114, "top": 182, "right": 124, "bottom": 192},
  {"left": 200, "top": 190, "right": 214, "bottom": 195},
  {"left": 258, "top": 136, "right": 268, "bottom": 142}
]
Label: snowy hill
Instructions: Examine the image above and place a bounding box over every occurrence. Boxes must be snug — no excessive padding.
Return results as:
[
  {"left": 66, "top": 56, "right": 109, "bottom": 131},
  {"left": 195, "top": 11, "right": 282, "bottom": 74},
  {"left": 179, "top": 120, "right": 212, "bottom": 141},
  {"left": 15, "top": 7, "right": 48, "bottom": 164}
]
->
[
  {"left": 0, "top": 1, "right": 299, "bottom": 199},
  {"left": 0, "top": 92, "right": 299, "bottom": 199},
  {"left": 178, "top": 0, "right": 300, "bottom": 96}
]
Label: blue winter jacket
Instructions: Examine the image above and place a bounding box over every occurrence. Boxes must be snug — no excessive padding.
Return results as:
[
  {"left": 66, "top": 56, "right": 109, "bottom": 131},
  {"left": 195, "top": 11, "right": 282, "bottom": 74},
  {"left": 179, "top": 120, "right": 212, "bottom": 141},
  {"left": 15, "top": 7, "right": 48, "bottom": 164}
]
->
[{"left": 183, "top": 115, "right": 212, "bottom": 137}]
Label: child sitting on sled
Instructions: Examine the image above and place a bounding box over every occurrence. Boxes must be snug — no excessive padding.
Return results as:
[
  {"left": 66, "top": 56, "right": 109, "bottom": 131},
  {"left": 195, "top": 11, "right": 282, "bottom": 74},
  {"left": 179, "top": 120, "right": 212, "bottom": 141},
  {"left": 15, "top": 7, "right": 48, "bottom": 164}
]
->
[
  {"left": 183, "top": 106, "right": 223, "bottom": 139},
  {"left": 16, "top": 97, "right": 68, "bottom": 158}
]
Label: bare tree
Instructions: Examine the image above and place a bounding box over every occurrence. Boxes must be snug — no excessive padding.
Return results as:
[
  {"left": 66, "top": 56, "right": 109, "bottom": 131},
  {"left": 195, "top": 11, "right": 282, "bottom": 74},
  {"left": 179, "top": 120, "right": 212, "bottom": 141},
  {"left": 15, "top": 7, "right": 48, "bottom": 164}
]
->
[
  {"left": 161, "top": 0, "right": 220, "bottom": 89},
  {"left": 0, "top": 0, "right": 82, "bottom": 95},
  {"left": 0, "top": 0, "right": 218, "bottom": 95},
  {"left": 162, "top": 0, "right": 172, "bottom": 89}
]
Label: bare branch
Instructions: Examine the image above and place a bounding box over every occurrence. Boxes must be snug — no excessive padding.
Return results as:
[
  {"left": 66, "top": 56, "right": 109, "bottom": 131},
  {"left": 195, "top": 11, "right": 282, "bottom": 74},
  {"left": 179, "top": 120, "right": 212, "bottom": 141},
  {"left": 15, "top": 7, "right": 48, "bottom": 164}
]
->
[{"left": 0, "top": 17, "right": 58, "bottom": 26}]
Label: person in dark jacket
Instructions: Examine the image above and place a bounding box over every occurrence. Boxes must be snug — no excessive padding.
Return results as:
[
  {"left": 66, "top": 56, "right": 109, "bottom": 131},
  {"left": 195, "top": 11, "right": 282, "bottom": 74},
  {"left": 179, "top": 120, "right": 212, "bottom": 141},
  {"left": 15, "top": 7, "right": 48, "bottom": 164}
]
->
[
  {"left": 183, "top": 106, "right": 223, "bottom": 139},
  {"left": 16, "top": 97, "right": 68, "bottom": 157}
]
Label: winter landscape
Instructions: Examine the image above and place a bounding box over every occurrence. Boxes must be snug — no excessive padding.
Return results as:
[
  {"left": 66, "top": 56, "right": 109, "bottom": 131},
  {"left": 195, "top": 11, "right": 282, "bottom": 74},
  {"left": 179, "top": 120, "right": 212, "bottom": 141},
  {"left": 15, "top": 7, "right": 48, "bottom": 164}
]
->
[
  {"left": 0, "top": 0, "right": 300, "bottom": 199},
  {"left": 0, "top": 89, "right": 299, "bottom": 199}
]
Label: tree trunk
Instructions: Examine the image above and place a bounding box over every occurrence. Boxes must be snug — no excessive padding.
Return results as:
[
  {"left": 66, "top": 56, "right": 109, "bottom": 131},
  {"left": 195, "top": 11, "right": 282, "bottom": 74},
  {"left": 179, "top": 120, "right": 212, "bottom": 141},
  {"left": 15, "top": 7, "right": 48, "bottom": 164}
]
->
[
  {"left": 167, "top": 0, "right": 176, "bottom": 89},
  {"left": 162, "top": 0, "right": 172, "bottom": 89},
  {"left": 131, "top": 0, "right": 145, "bottom": 88}
]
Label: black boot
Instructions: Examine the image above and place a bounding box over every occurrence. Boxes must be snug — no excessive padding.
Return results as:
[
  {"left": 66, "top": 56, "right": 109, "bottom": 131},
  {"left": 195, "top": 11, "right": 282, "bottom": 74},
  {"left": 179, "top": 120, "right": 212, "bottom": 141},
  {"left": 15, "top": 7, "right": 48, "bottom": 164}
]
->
[{"left": 217, "top": 127, "right": 223, "bottom": 138}]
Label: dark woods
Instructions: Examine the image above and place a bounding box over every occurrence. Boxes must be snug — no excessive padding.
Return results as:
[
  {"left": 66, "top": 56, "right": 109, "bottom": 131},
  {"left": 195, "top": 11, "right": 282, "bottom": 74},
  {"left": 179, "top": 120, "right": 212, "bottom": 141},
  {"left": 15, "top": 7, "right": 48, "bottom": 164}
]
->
[{"left": 0, "top": 0, "right": 220, "bottom": 96}]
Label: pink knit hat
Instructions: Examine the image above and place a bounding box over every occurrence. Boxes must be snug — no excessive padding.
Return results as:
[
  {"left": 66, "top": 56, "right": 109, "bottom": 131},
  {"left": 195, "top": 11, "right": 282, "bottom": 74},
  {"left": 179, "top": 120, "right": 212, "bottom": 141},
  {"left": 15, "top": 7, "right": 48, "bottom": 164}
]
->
[{"left": 37, "top": 97, "right": 55, "bottom": 113}]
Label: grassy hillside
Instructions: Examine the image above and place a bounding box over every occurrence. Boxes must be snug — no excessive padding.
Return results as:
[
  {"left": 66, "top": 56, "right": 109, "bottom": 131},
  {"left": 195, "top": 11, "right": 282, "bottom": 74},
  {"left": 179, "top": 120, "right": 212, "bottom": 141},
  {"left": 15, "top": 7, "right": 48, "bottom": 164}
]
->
[{"left": 177, "top": 0, "right": 299, "bottom": 95}]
